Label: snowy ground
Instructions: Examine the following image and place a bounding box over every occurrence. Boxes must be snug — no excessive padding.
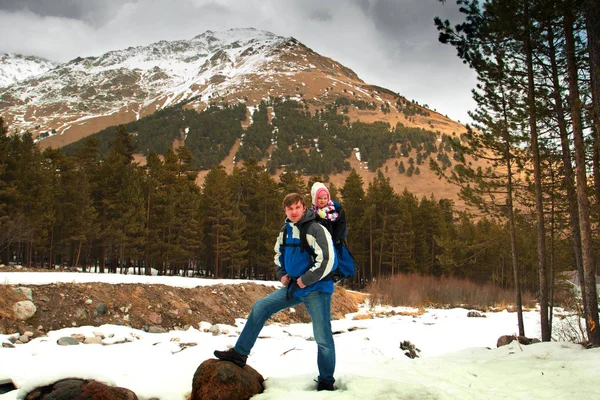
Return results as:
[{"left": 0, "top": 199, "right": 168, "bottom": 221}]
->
[{"left": 1, "top": 272, "right": 598, "bottom": 399}]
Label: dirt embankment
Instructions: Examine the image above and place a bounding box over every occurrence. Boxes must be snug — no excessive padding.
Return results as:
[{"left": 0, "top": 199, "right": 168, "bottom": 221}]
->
[{"left": 0, "top": 270, "right": 366, "bottom": 337}]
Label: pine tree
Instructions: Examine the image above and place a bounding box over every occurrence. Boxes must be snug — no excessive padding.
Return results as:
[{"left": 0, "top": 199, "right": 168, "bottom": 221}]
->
[
  {"left": 584, "top": 0, "right": 600, "bottom": 204},
  {"left": 229, "top": 158, "right": 281, "bottom": 279},
  {"left": 47, "top": 148, "right": 97, "bottom": 269},
  {"left": 434, "top": 0, "right": 538, "bottom": 336},
  {"left": 279, "top": 168, "right": 308, "bottom": 197},
  {"left": 95, "top": 125, "right": 145, "bottom": 273},
  {"left": 164, "top": 147, "right": 204, "bottom": 275},
  {"left": 227, "top": 208, "right": 249, "bottom": 278},
  {"left": 414, "top": 196, "right": 446, "bottom": 275},
  {"left": 364, "top": 171, "right": 402, "bottom": 280},
  {"left": 0, "top": 132, "right": 48, "bottom": 265},
  {"left": 542, "top": 2, "right": 586, "bottom": 331},
  {"left": 563, "top": 0, "right": 600, "bottom": 344},
  {"left": 340, "top": 169, "right": 367, "bottom": 286},
  {"left": 200, "top": 165, "right": 234, "bottom": 278}
]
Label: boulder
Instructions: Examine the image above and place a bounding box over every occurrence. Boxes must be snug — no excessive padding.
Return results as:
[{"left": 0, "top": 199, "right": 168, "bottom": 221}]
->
[
  {"left": 191, "top": 359, "right": 264, "bottom": 400},
  {"left": 57, "top": 337, "right": 79, "bottom": 346},
  {"left": 148, "top": 312, "right": 162, "bottom": 325},
  {"left": 400, "top": 340, "right": 421, "bottom": 359},
  {"left": 14, "top": 287, "right": 33, "bottom": 301},
  {"left": 13, "top": 300, "right": 37, "bottom": 320},
  {"left": 466, "top": 311, "right": 485, "bottom": 318},
  {"left": 497, "top": 335, "right": 541, "bottom": 347},
  {"left": 23, "top": 378, "right": 138, "bottom": 400}
]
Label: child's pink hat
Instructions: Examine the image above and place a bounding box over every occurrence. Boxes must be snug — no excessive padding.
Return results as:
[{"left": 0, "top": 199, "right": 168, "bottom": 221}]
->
[{"left": 311, "top": 182, "right": 330, "bottom": 206}]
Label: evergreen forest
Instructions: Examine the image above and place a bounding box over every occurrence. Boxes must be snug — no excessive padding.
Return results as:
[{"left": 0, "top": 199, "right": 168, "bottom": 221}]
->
[
  {"left": 61, "top": 96, "right": 448, "bottom": 176},
  {"left": 0, "top": 115, "right": 575, "bottom": 300}
]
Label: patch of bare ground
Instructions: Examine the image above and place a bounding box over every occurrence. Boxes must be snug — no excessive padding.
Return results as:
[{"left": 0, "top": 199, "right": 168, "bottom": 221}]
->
[{"left": 0, "top": 269, "right": 366, "bottom": 337}]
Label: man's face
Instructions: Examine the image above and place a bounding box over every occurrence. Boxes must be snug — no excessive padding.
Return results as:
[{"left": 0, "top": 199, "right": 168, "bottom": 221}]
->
[{"left": 285, "top": 200, "right": 306, "bottom": 223}]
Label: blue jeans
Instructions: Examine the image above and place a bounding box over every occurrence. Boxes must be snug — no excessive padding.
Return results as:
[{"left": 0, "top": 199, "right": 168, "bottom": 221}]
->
[{"left": 234, "top": 287, "right": 336, "bottom": 384}]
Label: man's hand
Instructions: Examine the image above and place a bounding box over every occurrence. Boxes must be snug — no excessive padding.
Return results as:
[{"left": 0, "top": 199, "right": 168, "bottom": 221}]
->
[
  {"left": 297, "top": 277, "right": 306, "bottom": 288},
  {"left": 281, "top": 274, "right": 291, "bottom": 285}
]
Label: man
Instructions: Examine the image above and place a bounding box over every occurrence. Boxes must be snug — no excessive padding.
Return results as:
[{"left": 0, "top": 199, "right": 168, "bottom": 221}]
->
[{"left": 214, "top": 192, "right": 338, "bottom": 391}]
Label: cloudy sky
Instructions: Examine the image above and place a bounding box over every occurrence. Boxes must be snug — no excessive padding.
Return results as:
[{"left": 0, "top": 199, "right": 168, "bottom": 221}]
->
[{"left": 0, "top": 0, "right": 477, "bottom": 123}]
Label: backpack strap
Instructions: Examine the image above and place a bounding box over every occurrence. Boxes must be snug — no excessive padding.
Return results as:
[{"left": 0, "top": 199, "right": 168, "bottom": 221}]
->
[
  {"left": 280, "top": 220, "right": 316, "bottom": 257},
  {"left": 298, "top": 220, "right": 316, "bottom": 255},
  {"left": 280, "top": 220, "right": 318, "bottom": 296}
]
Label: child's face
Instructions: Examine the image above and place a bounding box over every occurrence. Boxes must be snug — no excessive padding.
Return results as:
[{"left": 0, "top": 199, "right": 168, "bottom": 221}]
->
[
  {"left": 316, "top": 194, "right": 329, "bottom": 209},
  {"left": 285, "top": 200, "right": 306, "bottom": 223}
]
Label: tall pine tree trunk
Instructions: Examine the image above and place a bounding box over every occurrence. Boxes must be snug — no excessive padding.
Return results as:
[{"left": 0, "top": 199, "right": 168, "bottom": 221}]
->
[
  {"left": 497, "top": 68, "right": 525, "bottom": 336},
  {"left": 507, "top": 184, "right": 524, "bottom": 336},
  {"left": 369, "top": 213, "right": 373, "bottom": 283},
  {"left": 378, "top": 215, "right": 387, "bottom": 279},
  {"left": 75, "top": 240, "right": 82, "bottom": 268},
  {"left": 27, "top": 240, "right": 32, "bottom": 267},
  {"left": 564, "top": 3, "right": 600, "bottom": 345},
  {"left": 100, "top": 246, "right": 105, "bottom": 273},
  {"left": 585, "top": 0, "right": 600, "bottom": 203},
  {"left": 505, "top": 128, "right": 525, "bottom": 336},
  {"left": 215, "top": 229, "right": 220, "bottom": 279},
  {"left": 547, "top": 22, "right": 587, "bottom": 323},
  {"left": 49, "top": 227, "right": 54, "bottom": 269},
  {"left": 524, "top": 1, "right": 550, "bottom": 341},
  {"left": 145, "top": 188, "right": 151, "bottom": 275}
]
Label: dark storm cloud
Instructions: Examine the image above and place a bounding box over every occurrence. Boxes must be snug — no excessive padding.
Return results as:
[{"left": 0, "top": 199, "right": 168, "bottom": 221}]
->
[
  {"left": 368, "top": 0, "right": 464, "bottom": 35},
  {"left": 349, "top": 0, "right": 466, "bottom": 59},
  {"left": 0, "top": 0, "right": 134, "bottom": 26}
]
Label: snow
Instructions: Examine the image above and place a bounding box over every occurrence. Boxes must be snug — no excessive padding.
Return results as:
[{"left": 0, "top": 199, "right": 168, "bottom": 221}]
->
[
  {"left": 1, "top": 271, "right": 598, "bottom": 400},
  {"left": 1, "top": 28, "right": 293, "bottom": 135},
  {"left": 0, "top": 54, "right": 56, "bottom": 87}
]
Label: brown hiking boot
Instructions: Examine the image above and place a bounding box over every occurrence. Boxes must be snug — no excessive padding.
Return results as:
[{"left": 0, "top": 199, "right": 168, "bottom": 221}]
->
[{"left": 214, "top": 348, "right": 248, "bottom": 367}]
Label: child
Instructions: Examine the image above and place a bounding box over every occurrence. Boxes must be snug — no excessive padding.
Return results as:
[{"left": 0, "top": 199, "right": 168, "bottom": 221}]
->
[
  {"left": 310, "top": 182, "right": 345, "bottom": 244},
  {"left": 310, "top": 182, "right": 355, "bottom": 281},
  {"left": 311, "top": 182, "right": 339, "bottom": 222}
]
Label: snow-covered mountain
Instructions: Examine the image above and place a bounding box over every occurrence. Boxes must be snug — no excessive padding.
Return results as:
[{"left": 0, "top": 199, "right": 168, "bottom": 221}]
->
[
  {"left": 0, "top": 28, "right": 364, "bottom": 147},
  {"left": 0, "top": 53, "right": 56, "bottom": 87},
  {"left": 0, "top": 28, "right": 462, "bottom": 150}
]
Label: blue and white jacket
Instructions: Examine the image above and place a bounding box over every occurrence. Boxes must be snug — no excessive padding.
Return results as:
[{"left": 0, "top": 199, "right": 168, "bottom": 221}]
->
[{"left": 274, "top": 209, "right": 337, "bottom": 297}]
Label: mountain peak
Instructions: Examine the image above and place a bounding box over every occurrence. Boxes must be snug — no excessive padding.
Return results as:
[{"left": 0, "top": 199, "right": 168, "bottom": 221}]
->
[
  {"left": 0, "top": 28, "right": 463, "bottom": 152},
  {"left": 0, "top": 53, "right": 57, "bottom": 87}
]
